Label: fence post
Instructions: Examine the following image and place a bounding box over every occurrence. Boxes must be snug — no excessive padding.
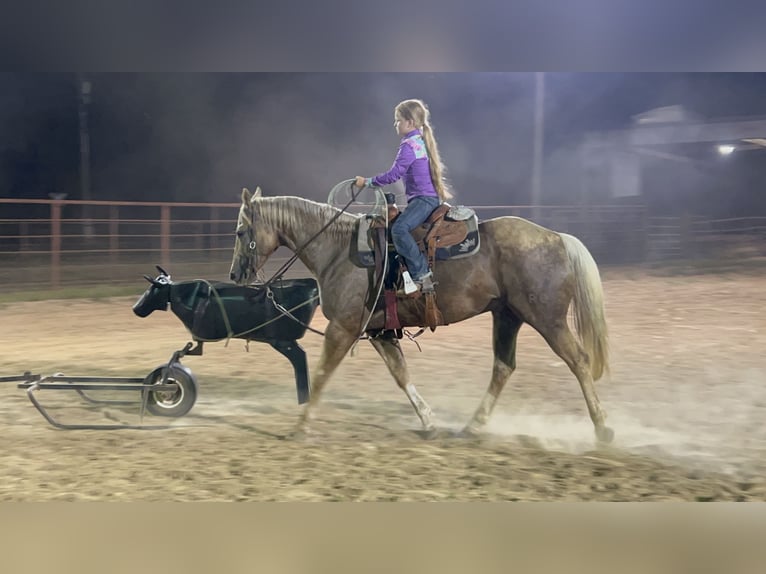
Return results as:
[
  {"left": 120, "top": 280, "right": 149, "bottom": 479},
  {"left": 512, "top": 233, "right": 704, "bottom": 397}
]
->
[
  {"left": 109, "top": 205, "right": 119, "bottom": 263},
  {"left": 641, "top": 206, "right": 649, "bottom": 263},
  {"left": 194, "top": 220, "right": 203, "bottom": 253},
  {"left": 161, "top": 205, "right": 171, "bottom": 269},
  {"left": 680, "top": 212, "right": 692, "bottom": 258},
  {"left": 210, "top": 206, "right": 219, "bottom": 259},
  {"left": 20, "top": 221, "right": 30, "bottom": 252},
  {"left": 578, "top": 202, "right": 588, "bottom": 248},
  {"left": 50, "top": 201, "right": 62, "bottom": 289}
]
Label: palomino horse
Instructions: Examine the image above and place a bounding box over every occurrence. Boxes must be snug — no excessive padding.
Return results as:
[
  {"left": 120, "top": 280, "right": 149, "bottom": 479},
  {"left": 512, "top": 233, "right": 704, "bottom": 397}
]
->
[{"left": 230, "top": 187, "right": 613, "bottom": 442}]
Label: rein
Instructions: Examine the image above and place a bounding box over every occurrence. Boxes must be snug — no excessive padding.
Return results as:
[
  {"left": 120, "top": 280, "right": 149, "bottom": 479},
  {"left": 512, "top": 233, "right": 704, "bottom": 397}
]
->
[
  {"left": 260, "top": 181, "right": 364, "bottom": 288},
  {"left": 239, "top": 181, "right": 366, "bottom": 340},
  {"left": 265, "top": 286, "right": 325, "bottom": 337},
  {"left": 243, "top": 181, "right": 420, "bottom": 347},
  {"left": 247, "top": 180, "right": 380, "bottom": 343}
]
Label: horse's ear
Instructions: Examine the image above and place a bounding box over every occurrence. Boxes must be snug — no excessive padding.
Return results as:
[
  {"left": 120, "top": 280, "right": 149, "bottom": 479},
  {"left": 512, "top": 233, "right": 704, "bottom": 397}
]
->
[
  {"left": 254, "top": 186, "right": 262, "bottom": 198},
  {"left": 241, "top": 187, "right": 252, "bottom": 203}
]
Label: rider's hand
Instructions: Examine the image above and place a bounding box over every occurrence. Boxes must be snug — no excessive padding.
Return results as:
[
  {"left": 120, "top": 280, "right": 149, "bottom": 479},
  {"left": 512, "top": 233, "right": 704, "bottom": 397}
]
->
[{"left": 353, "top": 176, "right": 367, "bottom": 189}]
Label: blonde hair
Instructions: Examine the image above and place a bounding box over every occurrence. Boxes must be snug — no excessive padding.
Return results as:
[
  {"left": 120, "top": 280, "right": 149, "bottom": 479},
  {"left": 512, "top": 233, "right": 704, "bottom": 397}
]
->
[{"left": 395, "top": 99, "right": 453, "bottom": 201}]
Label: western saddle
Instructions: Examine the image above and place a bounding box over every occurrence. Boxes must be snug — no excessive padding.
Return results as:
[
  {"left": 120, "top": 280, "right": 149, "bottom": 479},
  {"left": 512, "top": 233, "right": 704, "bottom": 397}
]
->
[{"left": 359, "top": 194, "right": 480, "bottom": 333}]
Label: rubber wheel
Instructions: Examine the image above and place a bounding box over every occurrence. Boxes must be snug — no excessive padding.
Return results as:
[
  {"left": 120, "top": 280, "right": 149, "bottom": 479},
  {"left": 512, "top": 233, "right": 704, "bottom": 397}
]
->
[{"left": 142, "top": 364, "right": 198, "bottom": 418}]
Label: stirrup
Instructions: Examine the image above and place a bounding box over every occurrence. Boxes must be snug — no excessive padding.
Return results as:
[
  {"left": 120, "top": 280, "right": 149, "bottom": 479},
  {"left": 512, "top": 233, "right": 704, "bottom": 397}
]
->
[
  {"left": 400, "top": 271, "right": 418, "bottom": 295},
  {"left": 396, "top": 271, "right": 436, "bottom": 297},
  {"left": 418, "top": 273, "right": 436, "bottom": 293},
  {"left": 396, "top": 283, "right": 421, "bottom": 297}
]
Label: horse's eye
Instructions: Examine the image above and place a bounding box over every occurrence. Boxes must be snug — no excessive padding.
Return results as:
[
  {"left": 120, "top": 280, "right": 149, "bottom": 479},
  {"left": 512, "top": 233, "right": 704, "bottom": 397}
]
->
[{"left": 236, "top": 230, "right": 244, "bottom": 238}]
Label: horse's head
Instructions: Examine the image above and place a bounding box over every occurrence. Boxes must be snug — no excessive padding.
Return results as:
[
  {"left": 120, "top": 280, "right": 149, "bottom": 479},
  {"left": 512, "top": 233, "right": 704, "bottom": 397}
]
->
[
  {"left": 132, "top": 266, "right": 173, "bottom": 317},
  {"left": 230, "top": 187, "right": 280, "bottom": 285}
]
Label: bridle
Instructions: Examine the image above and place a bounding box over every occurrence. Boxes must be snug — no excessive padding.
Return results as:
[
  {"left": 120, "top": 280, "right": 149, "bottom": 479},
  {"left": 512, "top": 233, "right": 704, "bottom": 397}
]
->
[
  {"left": 237, "top": 181, "right": 377, "bottom": 292},
  {"left": 235, "top": 205, "right": 260, "bottom": 282}
]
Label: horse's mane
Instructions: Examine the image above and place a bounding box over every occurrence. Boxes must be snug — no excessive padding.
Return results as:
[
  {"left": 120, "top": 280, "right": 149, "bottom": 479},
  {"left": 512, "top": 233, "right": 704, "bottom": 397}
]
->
[{"left": 255, "top": 196, "right": 359, "bottom": 241}]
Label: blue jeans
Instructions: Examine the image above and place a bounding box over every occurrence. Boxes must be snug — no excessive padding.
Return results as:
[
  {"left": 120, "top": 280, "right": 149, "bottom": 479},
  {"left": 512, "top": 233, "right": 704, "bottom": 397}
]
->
[{"left": 391, "top": 195, "right": 440, "bottom": 280}]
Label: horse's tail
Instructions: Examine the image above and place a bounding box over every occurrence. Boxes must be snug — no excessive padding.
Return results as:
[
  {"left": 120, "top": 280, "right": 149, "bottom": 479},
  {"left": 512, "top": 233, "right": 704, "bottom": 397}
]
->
[{"left": 560, "top": 233, "right": 609, "bottom": 381}]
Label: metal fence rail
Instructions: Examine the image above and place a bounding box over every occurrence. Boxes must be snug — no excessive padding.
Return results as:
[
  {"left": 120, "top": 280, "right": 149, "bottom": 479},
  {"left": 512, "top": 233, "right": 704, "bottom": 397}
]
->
[
  {"left": 6, "top": 197, "right": 761, "bottom": 291},
  {"left": 0, "top": 198, "right": 242, "bottom": 289},
  {"left": 689, "top": 216, "right": 766, "bottom": 260}
]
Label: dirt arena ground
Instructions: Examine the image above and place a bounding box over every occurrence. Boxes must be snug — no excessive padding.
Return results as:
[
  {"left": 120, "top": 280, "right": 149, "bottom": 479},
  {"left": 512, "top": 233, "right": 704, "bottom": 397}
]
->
[{"left": 0, "top": 269, "right": 764, "bottom": 501}]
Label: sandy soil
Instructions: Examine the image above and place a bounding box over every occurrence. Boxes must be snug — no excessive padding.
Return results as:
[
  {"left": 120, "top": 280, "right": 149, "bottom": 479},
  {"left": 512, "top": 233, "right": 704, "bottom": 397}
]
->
[{"left": 0, "top": 270, "right": 764, "bottom": 501}]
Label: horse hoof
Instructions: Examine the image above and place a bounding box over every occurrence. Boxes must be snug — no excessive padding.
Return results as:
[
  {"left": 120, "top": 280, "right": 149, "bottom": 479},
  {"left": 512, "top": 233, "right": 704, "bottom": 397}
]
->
[
  {"left": 456, "top": 425, "right": 481, "bottom": 438},
  {"left": 284, "top": 426, "right": 310, "bottom": 441},
  {"left": 596, "top": 425, "right": 615, "bottom": 444},
  {"left": 414, "top": 426, "right": 439, "bottom": 440}
]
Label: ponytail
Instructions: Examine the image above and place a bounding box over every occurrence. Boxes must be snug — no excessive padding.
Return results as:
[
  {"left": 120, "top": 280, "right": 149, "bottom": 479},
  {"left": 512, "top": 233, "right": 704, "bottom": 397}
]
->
[
  {"left": 421, "top": 123, "right": 452, "bottom": 201},
  {"left": 396, "top": 99, "right": 453, "bottom": 202}
]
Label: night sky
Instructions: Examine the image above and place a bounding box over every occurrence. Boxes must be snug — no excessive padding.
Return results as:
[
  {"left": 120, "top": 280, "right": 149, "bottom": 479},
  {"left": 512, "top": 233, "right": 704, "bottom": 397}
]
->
[{"left": 2, "top": 73, "right": 766, "bottom": 215}]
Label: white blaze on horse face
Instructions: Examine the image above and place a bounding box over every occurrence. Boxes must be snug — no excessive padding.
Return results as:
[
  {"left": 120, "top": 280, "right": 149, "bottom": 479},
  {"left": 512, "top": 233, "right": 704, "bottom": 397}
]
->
[{"left": 230, "top": 202, "right": 255, "bottom": 283}]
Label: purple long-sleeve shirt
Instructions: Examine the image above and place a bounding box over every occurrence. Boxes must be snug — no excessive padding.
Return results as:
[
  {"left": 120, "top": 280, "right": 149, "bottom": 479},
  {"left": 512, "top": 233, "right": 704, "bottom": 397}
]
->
[{"left": 369, "top": 130, "right": 438, "bottom": 201}]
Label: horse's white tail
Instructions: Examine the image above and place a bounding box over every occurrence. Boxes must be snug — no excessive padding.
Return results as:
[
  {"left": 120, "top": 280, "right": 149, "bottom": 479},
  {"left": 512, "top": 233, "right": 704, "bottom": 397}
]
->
[{"left": 560, "top": 233, "right": 609, "bottom": 381}]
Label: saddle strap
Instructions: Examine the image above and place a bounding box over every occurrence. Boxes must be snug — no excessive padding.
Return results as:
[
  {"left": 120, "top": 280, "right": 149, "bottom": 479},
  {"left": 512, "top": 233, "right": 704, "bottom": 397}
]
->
[
  {"left": 424, "top": 234, "right": 443, "bottom": 332},
  {"left": 373, "top": 226, "right": 387, "bottom": 285},
  {"left": 384, "top": 289, "right": 401, "bottom": 330},
  {"left": 426, "top": 235, "right": 438, "bottom": 275},
  {"left": 424, "top": 292, "right": 444, "bottom": 332},
  {"left": 423, "top": 218, "right": 444, "bottom": 244}
]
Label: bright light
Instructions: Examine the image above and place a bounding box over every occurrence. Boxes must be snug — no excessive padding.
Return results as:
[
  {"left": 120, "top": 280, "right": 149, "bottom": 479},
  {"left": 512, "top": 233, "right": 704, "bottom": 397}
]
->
[{"left": 718, "top": 144, "right": 735, "bottom": 156}]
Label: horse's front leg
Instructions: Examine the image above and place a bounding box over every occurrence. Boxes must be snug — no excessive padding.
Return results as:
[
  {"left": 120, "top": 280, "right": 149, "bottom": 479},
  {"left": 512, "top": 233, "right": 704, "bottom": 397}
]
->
[
  {"left": 295, "top": 320, "right": 358, "bottom": 435},
  {"left": 368, "top": 331, "right": 435, "bottom": 432}
]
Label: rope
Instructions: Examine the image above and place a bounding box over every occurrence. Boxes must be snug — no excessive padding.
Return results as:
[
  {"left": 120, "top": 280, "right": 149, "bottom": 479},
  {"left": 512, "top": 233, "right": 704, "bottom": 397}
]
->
[
  {"left": 255, "top": 180, "right": 391, "bottom": 347},
  {"left": 214, "top": 181, "right": 365, "bottom": 343},
  {"left": 262, "top": 180, "right": 365, "bottom": 287},
  {"left": 192, "top": 279, "right": 322, "bottom": 345},
  {"left": 239, "top": 181, "right": 424, "bottom": 351},
  {"left": 266, "top": 288, "right": 325, "bottom": 337},
  {"left": 350, "top": 213, "right": 389, "bottom": 354},
  {"left": 207, "top": 282, "right": 234, "bottom": 340}
]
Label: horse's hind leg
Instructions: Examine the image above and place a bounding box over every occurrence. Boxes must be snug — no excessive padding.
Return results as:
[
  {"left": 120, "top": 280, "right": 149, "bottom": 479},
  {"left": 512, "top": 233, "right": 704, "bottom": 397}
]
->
[
  {"left": 295, "top": 320, "right": 358, "bottom": 434},
  {"left": 463, "top": 308, "right": 523, "bottom": 435},
  {"left": 540, "top": 321, "right": 614, "bottom": 443},
  {"left": 368, "top": 332, "right": 435, "bottom": 431}
]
